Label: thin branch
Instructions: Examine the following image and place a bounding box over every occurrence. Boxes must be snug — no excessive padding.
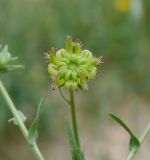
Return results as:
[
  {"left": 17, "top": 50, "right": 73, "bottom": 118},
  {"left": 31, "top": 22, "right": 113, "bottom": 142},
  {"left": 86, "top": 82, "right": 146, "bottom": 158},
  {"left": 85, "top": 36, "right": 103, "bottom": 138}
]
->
[
  {"left": 58, "top": 88, "right": 70, "bottom": 105},
  {"left": 0, "top": 80, "right": 45, "bottom": 160}
]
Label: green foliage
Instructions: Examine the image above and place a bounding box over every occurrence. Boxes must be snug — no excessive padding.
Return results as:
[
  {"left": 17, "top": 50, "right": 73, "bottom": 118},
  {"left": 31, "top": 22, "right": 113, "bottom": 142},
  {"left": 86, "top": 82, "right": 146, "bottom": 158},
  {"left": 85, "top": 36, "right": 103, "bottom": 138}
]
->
[
  {"left": 129, "top": 136, "right": 140, "bottom": 151},
  {"left": 28, "top": 98, "right": 44, "bottom": 145},
  {"left": 0, "top": 45, "right": 24, "bottom": 73},
  {"left": 0, "top": 0, "right": 150, "bottom": 136},
  {"left": 109, "top": 113, "right": 140, "bottom": 151},
  {"left": 0, "top": 45, "right": 11, "bottom": 66},
  {"left": 66, "top": 121, "right": 85, "bottom": 160}
]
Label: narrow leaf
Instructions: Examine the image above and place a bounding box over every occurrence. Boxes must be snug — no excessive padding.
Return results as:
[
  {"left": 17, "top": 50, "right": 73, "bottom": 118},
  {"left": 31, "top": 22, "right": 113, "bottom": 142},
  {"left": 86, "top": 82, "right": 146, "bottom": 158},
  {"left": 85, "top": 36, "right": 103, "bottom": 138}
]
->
[
  {"left": 66, "top": 120, "right": 85, "bottom": 160},
  {"left": 8, "top": 110, "right": 27, "bottom": 125},
  {"left": 0, "top": 65, "right": 24, "bottom": 73},
  {"left": 109, "top": 113, "right": 134, "bottom": 136},
  {"left": 27, "top": 98, "right": 44, "bottom": 145},
  {"left": 109, "top": 113, "right": 140, "bottom": 150}
]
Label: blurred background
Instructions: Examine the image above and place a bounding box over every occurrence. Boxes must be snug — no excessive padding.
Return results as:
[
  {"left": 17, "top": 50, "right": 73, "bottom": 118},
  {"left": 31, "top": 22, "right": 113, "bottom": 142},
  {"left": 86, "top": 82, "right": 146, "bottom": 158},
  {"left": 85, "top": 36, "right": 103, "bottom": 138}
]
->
[{"left": 0, "top": 0, "right": 150, "bottom": 159}]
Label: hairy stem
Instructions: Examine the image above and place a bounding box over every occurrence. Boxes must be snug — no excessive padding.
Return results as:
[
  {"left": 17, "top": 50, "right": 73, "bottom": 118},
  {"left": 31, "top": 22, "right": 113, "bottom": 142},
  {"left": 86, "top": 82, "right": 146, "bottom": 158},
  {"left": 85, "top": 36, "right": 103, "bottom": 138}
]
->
[
  {"left": 127, "top": 122, "right": 150, "bottom": 160},
  {"left": 69, "top": 90, "right": 80, "bottom": 148},
  {"left": 0, "top": 80, "right": 45, "bottom": 160}
]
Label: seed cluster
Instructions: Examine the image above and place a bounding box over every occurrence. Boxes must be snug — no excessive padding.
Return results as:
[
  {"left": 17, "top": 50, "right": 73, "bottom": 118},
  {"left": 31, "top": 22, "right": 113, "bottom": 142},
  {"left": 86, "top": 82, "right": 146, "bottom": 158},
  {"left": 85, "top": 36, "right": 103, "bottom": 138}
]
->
[{"left": 47, "top": 36, "right": 102, "bottom": 91}]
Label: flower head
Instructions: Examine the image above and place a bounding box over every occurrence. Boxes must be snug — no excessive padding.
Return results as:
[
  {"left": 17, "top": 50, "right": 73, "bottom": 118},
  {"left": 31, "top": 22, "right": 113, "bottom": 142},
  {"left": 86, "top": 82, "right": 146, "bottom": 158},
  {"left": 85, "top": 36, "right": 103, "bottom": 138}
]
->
[
  {"left": 47, "top": 36, "right": 102, "bottom": 91},
  {"left": 115, "top": 0, "right": 131, "bottom": 12}
]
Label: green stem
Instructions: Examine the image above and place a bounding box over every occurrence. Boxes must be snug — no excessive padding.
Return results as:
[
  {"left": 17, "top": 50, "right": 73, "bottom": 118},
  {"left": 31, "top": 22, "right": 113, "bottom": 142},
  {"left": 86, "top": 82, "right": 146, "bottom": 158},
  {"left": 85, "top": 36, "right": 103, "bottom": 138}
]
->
[
  {"left": 0, "top": 80, "right": 45, "bottom": 160},
  {"left": 69, "top": 90, "right": 80, "bottom": 148},
  {"left": 127, "top": 122, "right": 150, "bottom": 160}
]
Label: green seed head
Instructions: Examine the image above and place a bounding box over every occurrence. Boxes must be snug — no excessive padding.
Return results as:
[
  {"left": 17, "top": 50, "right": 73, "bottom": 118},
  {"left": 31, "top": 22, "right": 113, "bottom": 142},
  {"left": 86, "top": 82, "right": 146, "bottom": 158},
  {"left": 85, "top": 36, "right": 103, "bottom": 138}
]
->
[{"left": 47, "top": 36, "right": 102, "bottom": 91}]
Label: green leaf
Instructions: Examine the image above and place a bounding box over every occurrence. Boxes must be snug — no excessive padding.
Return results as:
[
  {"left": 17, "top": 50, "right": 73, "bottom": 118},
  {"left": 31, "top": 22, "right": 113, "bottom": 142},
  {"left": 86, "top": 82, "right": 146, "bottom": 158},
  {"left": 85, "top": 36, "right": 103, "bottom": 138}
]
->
[
  {"left": 66, "top": 120, "right": 85, "bottom": 160},
  {"left": 109, "top": 113, "right": 140, "bottom": 150},
  {"left": 27, "top": 98, "right": 44, "bottom": 145},
  {"left": 109, "top": 113, "right": 133, "bottom": 135},
  {"left": 129, "top": 136, "right": 140, "bottom": 151},
  {"left": 0, "top": 45, "right": 24, "bottom": 73},
  {"left": 0, "top": 65, "right": 24, "bottom": 73},
  {"left": 8, "top": 110, "right": 27, "bottom": 125}
]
